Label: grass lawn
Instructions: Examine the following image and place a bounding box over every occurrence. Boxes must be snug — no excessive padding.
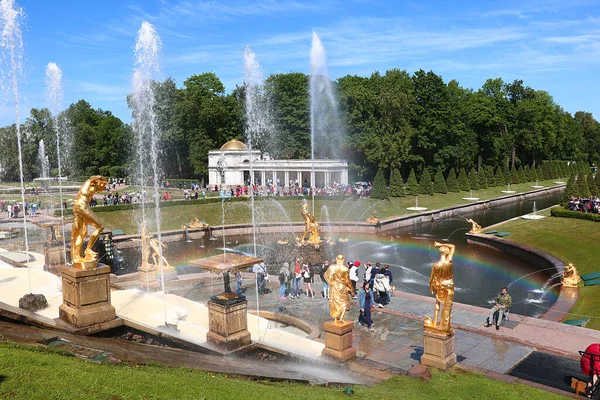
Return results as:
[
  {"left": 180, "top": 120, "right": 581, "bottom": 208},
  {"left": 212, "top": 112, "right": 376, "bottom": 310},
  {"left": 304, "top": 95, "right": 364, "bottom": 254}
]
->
[
  {"left": 0, "top": 342, "right": 562, "bottom": 400},
  {"left": 97, "top": 179, "right": 563, "bottom": 234},
  {"left": 484, "top": 208, "right": 600, "bottom": 329}
]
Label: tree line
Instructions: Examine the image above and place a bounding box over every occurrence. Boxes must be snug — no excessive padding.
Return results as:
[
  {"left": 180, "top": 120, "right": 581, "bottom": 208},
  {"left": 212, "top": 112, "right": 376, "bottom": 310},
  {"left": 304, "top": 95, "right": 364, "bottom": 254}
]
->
[{"left": 0, "top": 69, "right": 598, "bottom": 183}]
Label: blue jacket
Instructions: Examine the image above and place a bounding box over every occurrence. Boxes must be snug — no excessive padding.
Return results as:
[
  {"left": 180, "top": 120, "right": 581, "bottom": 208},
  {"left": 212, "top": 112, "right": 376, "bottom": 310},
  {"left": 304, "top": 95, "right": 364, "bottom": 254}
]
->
[{"left": 359, "top": 288, "right": 374, "bottom": 310}]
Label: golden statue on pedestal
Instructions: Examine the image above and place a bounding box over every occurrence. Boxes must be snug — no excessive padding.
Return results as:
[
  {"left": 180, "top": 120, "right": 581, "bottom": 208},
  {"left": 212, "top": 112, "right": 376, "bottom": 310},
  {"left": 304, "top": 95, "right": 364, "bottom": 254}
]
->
[
  {"left": 366, "top": 211, "right": 380, "bottom": 224},
  {"left": 71, "top": 176, "right": 108, "bottom": 270},
  {"left": 424, "top": 241, "right": 455, "bottom": 335},
  {"left": 299, "top": 203, "right": 321, "bottom": 244},
  {"left": 137, "top": 220, "right": 171, "bottom": 269},
  {"left": 466, "top": 218, "right": 482, "bottom": 234},
  {"left": 561, "top": 263, "right": 581, "bottom": 287},
  {"left": 189, "top": 217, "right": 208, "bottom": 229},
  {"left": 323, "top": 254, "right": 355, "bottom": 323}
]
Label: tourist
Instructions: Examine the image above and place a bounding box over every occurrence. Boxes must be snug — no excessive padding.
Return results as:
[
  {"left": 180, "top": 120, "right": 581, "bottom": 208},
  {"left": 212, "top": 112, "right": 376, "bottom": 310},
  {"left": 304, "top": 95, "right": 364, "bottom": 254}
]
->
[
  {"left": 235, "top": 271, "right": 243, "bottom": 296},
  {"left": 349, "top": 261, "right": 359, "bottom": 299},
  {"left": 359, "top": 281, "right": 375, "bottom": 331},
  {"left": 580, "top": 343, "right": 600, "bottom": 398},
  {"left": 291, "top": 258, "right": 302, "bottom": 298},
  {"left": 484, "top": 286, "right": 512, "bottom": 330},
  {"left": 303, "top": 263, "right": 315, "bottom": 298},
  {"left": 364, "top": 261, "right": 373, "bottom": 283},
  {"left": 253, "top": 262, "right": 267, "bottom": 295},
  {"left": 369, "top": 262, "right": 381, "bottom": 287},
  {"left": 278, "top": 262, "right": 290, "bottom": 299},
  {"left": 373, "top": 271, "right": 391, "bottom": 308},
  {"left": 381, "top": 265, "right": 394, "bottom": 301},
  {"left": 320, "top": 261, "right": 330, "bottom": 299}
]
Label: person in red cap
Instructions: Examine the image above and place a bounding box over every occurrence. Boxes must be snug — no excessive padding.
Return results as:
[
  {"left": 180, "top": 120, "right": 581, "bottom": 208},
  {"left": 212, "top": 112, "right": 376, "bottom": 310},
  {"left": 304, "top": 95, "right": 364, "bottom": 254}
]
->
[
  {"left": 581, "top": 343, "right": 600, "bottom": 397},
  {"left": 349, "top": 261, "right": 359, "bottom": 298}
]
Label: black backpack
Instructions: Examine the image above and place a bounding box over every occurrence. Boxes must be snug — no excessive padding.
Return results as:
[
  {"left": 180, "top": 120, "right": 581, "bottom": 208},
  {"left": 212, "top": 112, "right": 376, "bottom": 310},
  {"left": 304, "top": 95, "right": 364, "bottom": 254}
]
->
[{"left": 278, "top": 271, "right": 285, "bottom": 284}]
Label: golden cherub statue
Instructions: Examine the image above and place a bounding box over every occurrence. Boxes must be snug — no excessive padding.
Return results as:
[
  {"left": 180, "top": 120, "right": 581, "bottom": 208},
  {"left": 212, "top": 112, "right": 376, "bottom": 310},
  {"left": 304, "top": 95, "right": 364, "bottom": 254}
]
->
[
  {"left": 466, "top": 218, "right": 482, "bottom": 234},
  {"left": 299, "top": 203, "right": 321, "bottom": 244},
  {"left": 424, "top": 241, "right": 455, "bottom": 335},
  {"left": 149, "top": 237, "right": 171, "bottom": 268},
  {"left": 366, "top": 211, "right": 380, "bottom": 224},
  {"left": 189, "top": 217, "right": 207, "bottom": 229},
  {"left": 71, "top": 176, "right": 108, "bottom": 270},
  {"left": 561, "top": 263, "right": 581, "bottom": 287},
  {"left": 323, "top": 254, "right": 355, "bottom": 323}
]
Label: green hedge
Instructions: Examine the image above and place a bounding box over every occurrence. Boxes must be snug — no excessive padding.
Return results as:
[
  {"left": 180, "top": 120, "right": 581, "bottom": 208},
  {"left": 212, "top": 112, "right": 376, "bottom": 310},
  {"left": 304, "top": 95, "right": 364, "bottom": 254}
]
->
[
  {"left": 53, "top": 195, "right": 353, "bottom": 217},
  {"left": 551, "top": 207, "right": 600, "bottom": 222}
]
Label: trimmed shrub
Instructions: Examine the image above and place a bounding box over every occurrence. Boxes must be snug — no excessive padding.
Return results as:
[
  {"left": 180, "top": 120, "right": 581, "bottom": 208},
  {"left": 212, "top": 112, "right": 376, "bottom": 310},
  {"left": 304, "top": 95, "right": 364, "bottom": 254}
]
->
[
  {"left": 502, "top": 163, "right": 510, "bottom": 185},
  {"left": 518, "top": 165, "right": 526, "bottom": 183},
  {"left": 446, "top": 168, "right": 458, "bottom": 192},
  {"left": 535, "top": 164, "right": 544, "bottom": 183},
  {"left": 485, "top": 165, "right": 496, "bottom": 187},
  {"left": 371, "top": 168, "right": 389, "bottom": 200},
  {"left": 587, "top": 174, "right": 598, "bottom": 197},
  {"left": 458, "top": 168, "right": 470, "bottom": 191},
  {"left": 434, "top": 168, "right": 448, "bottom": 194},
  {"left": 510, "top": 167, "right": 520, "bottom": 184},
  {"left": 389, "top": 168, "right": 405, "bottom": 198},
  {"left": 495, "top": 166, "right": 505, "bottom": 187},
  {"left": 478, "top": 167, "right": 488, "bottom": 189},
  {"left": 405, "top": 168, "right": 420, "bottom": 196},
  {"left": 577, "top": 173, "right": 591, "bottom": 198},
  {"left": 524, "top": 165, "right": 532, "bottom": 182},
  {"left": 552, "top": 207, "right": 600, "bottom": 222},
  {"left": 468, "top": 167, "right": 479, "bottom": 190},
  {"left": 560, "top": 173, "right": 577, "bottom": 205},
  {"left": 419, "top": 168, "right": 434, "bottom": 195}
]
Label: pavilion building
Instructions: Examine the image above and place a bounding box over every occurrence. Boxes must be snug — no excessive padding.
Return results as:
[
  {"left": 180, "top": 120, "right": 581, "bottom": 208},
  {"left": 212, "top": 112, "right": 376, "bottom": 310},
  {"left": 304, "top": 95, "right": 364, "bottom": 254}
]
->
[{"left": 207, "top": 139, "right": 348, "bottom": 189}]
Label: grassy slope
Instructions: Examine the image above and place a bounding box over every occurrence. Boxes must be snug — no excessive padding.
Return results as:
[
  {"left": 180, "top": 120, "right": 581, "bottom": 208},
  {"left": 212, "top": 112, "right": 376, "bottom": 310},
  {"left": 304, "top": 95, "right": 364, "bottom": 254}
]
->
[
  {"left": 0, "top": 343, "right": 562, "bottom": 400},
  {"left": 97, "top": 179, "right": 562, "bottom": 234},
  {"left": 485, "top": 208, "right": 600, "bottom": 329}
]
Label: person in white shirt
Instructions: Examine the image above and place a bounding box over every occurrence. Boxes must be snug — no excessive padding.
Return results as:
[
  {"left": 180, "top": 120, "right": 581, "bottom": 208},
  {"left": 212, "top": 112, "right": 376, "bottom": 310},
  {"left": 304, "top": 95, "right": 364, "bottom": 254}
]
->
[
  {"left": 373, "top": 272, "right": 391, "bottom": 308},
  {"left": 349, "top": 261, "right": 360, "bottom": 299}
]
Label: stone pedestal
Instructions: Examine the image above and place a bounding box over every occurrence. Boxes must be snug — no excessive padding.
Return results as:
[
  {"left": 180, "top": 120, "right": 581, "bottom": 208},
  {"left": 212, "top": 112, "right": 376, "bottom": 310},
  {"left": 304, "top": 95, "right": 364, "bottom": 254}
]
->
[
  {"left": 322, "top": 320, "right": 356, "bottom": 362},
  {"left": 44, "top": 244, "right": 66, "bottom": 273},
  {"left": 421, "top": 330, "right": 457, "bottom": 370},
  {"left": 138, "top": 264, "right": 177, "bottom": 290},
  {"left": 206, "top": 299, "right": 251, "bottom": 351},
  {"left": 59, "top": 265, "right": 116, "bottom": 327}
]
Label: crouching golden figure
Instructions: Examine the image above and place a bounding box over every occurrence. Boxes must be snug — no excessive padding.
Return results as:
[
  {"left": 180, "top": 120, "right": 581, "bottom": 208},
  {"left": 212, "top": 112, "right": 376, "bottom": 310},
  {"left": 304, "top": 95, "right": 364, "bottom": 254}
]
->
[
  {"left": 71, "top": 176, "right": 108, "bottom": 270},
  {"left": 424, "top": 241, "right": 455, "bottom": 335},
  {"left": 324, "top": 254, "right": 355, "bottom": 323},
  {"left": 466, "top": 218, "right": 482, "bottom": 234},
  {"left": 561, "top": 263, "right": 581, "bottom": 287}
]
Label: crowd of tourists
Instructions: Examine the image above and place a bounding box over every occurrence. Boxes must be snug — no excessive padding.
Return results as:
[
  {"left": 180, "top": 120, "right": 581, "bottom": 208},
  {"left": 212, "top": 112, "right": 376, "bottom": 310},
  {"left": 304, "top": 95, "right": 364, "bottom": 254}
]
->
[
  {"left": 209, "top": 181, "right": 372, "bottom": 199},
  {"left": 567, "top": 196, "right": 600, "bottom": 213},
  {"left": 1, "top": 198, "right": 42, "bottom": 218},
  {"left": 243, "top": 258, "right": 394, "bottom": 333}
]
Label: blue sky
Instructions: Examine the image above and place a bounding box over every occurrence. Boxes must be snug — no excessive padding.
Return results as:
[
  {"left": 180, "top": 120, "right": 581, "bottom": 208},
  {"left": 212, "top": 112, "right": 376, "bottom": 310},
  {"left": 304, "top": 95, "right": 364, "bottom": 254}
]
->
[{"left": 2, "top": 0, "right": 600, "bottom": 126}]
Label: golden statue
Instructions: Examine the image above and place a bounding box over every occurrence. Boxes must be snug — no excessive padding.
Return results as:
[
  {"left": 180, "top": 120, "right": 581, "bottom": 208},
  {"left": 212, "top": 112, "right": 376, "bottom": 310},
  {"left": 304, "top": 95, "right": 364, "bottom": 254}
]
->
[
  {"left": 323, "top": 254, "right": 355, "bottom": 323},
  {"left": 561, "top": 263, "right": 581, "bottom": 287},
  {"left": 189, "top": 217, "right": 208, "bottom": 229},
  {"left": 138, "top": 221, "right": 152, "bottom": 269},
  {"left": 466, "top": 218, "right": 482, "bottom": 234},
  {"left": 149, "top": 237, "right": 171, "bottom": 268},
  {"left": 299, "top": 203, "right": 321, "bottom": 244},
  {"left": 424, "top": 241, "right": 455, "bottom": 335},
  {"left": 366, "top": 211, "right": 380, "bottom": 224},
  {"left": 71, "top": 176, "right": 108, "bottom": 270}
]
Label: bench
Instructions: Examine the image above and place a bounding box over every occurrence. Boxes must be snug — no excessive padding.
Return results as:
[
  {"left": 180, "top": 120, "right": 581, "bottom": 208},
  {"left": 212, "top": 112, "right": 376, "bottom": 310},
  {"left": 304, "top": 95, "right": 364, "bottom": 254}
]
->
[
  {"left": 563, "top": 318, "right": 590, "bottom": 327},
  {"left": 111, "top": 229, "right": 125, "bottom": 236}
]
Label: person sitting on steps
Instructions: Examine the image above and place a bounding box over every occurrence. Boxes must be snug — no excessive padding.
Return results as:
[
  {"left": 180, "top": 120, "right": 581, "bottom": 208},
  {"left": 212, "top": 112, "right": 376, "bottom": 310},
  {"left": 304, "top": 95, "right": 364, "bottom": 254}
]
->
[{"left": 485, "top": 286, "right": 512, "bottom": 330}]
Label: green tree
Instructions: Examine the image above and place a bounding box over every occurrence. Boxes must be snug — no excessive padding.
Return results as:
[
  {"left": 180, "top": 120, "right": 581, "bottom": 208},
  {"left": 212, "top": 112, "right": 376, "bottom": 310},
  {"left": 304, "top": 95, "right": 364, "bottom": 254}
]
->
[
  {"left": 458, "top": 168, "right": 470, "bottom": 191},
  {"left": 371, "top": 168, "right": 389, "bottom": 199},
  {"left": 478, "top": 166, "right": 488, "bottom": 189},
  {"left": 405, "top": 168, "right": 419, "bottom": 196},
  {"left": 446, "top": 168, "right": 458, "bottom": 192},
  {"left": 389, "top": 168, "right": 405, "bottom": 197},
  {"left": 510, "top": 167, "right": 520, "bottom": 184},
  {"left": 524, "top": 165, "right": 532, "bottom": 182},
  {"left": 535, "top": 164, "right": 544, "bottom": 183},
  {"left": 517, "top": 165, "right": 526, "bottom": 183},
  {"left": 587, "top": 173, "right": 598, "bottom": 196},
  {"left": 434, "top": 167, "right": 448, "bottom": 193},
  {"left": 468, "top": 167, "right": 479, "bottom": 190},
  {"left": 419, "top": 167, "right": 433, "bottom": 195}
]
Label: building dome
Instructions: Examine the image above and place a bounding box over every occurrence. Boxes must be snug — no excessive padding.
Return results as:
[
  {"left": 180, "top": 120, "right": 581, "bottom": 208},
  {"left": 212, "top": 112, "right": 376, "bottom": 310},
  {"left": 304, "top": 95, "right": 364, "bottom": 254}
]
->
[{"left": 219, "top": 139, "right": 248, "bottom": 151}]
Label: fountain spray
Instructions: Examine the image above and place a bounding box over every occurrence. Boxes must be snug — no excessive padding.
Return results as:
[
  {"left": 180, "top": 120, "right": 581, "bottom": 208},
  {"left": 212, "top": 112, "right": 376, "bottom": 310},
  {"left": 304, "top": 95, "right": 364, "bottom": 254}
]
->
[
  {"left": 45, "top": 62, "right": 68, "bottom": 264},
  {"left": 1, "top": 0, "right": 31, "bottom": 292},
  {"left": 131, "top": 21, "right": 167, "bottom": 324}
]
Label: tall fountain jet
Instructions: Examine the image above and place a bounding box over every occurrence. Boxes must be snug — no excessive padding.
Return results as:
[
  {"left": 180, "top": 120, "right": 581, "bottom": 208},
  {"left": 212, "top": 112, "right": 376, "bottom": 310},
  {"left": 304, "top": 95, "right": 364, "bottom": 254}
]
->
[
  {"left": 243, "top": 46, "right": 272, "bottom": 258},
  {"left": 45, "top": 62, "right": 68, "bottom": 263},
  {"left": 37, "top": 139, "right": 49, "bottom": 178},
  {"left": 310, "top": 31, "right": 342, "bottom": 214},
  {"left": 1, "top": 0, "right": 31, "bottom": 292},
  {"left": 130, "top": 21, "right": 167, "bottom": 320}
]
